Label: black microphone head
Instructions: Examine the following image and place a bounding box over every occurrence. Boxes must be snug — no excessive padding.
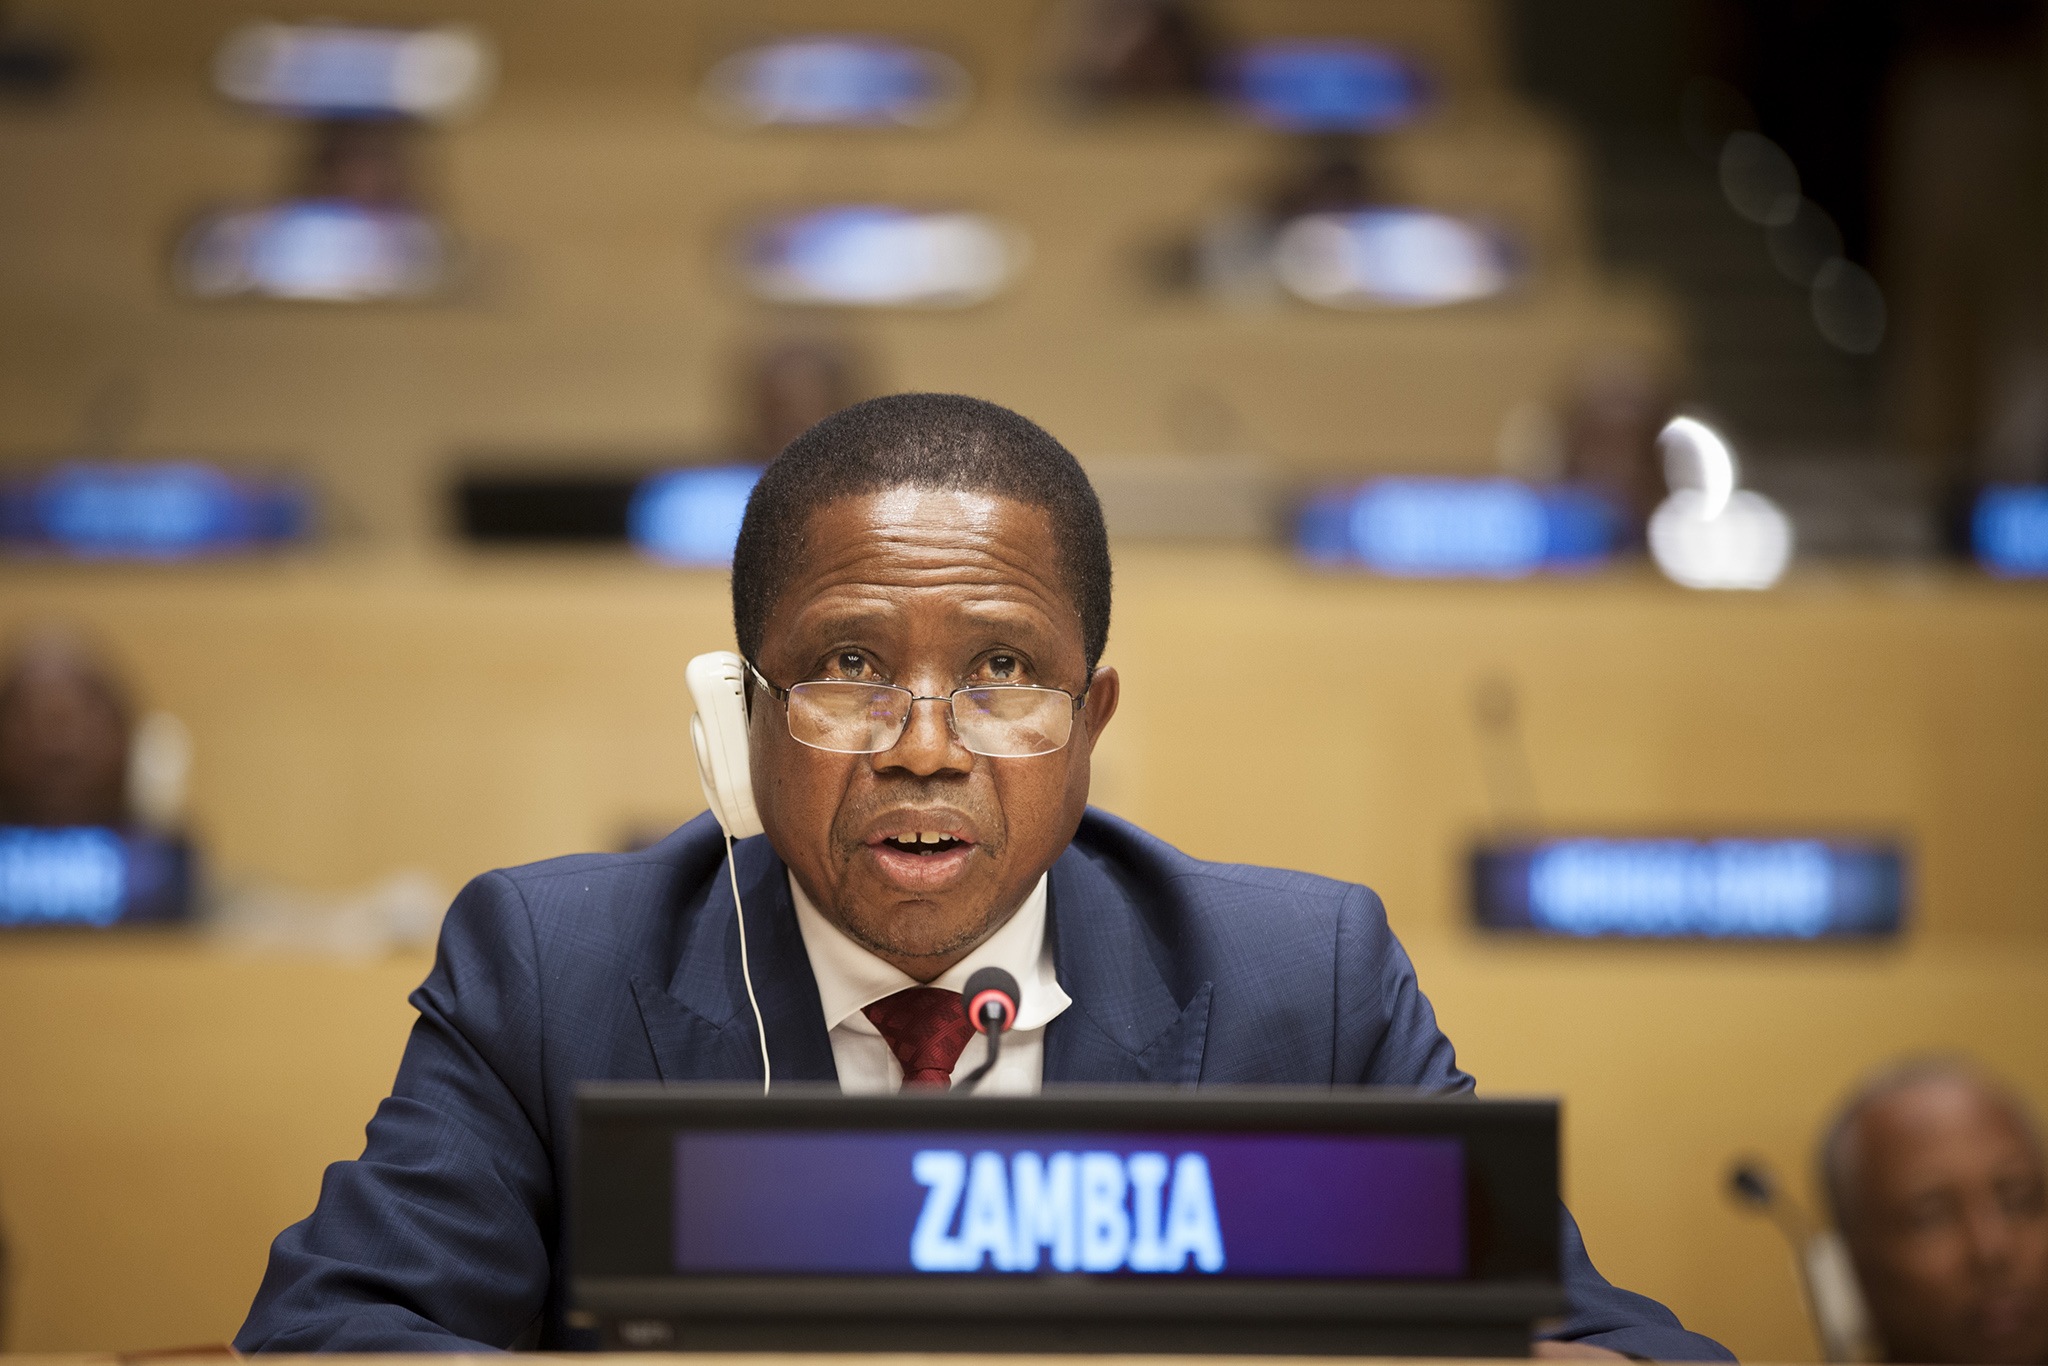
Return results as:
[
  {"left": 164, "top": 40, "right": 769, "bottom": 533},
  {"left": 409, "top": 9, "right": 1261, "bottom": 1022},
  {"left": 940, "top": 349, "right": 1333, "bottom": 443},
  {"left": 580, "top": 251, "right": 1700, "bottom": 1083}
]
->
[
  {"left": 962, "top": 966, "right": 1020, "bottom": 1034},
  {"left": 1728, "top": 1159, "right": 1776, "bottom": 1211}
]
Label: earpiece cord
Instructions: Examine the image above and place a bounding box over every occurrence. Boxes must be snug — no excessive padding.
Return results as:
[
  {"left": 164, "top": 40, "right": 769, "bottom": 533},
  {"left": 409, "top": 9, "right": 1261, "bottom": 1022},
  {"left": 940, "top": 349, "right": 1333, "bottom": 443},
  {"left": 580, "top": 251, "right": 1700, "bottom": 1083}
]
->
[{"left": 724, "top": 832, "right": 771, "bottom": 1095}]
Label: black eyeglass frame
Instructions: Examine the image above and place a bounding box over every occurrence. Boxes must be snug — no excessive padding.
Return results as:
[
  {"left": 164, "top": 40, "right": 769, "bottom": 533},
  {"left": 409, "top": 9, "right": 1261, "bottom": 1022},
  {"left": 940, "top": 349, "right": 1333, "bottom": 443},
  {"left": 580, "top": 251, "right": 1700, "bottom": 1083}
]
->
[{"left": 741, "top": 656, "right": 1089, "bottom": 757}]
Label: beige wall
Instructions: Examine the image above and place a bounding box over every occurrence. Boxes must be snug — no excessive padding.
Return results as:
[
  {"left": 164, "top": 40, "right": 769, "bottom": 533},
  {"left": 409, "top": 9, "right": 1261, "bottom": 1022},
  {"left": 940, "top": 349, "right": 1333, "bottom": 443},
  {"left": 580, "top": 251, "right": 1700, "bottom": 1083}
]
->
[
  {"left": 2, "top": 555, "right": 2045, "bottom": 1359},
  {"left": 0, "top": 0, "right": 1674, "bottom": 545}
]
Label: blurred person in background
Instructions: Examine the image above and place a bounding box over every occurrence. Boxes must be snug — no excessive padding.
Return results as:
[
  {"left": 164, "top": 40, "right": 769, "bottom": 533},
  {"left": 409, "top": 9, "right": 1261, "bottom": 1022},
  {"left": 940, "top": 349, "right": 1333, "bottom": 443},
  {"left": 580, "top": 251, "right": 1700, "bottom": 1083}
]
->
[
  {"left": 1875, "top": 1, "right": 2047, "bottom": 497},
  {"left": 0, "top": 630, "right": 195, "bottom": 925},
  {"left": 744, "top": 337, "right": 864, "bottom": 463},
  {"left": 1262, "top": 138, "right": 1381, "bottom": 224},
  {"left": 1058, "top": 0, "right": 1215, "bottom": 106},
  {"left": 1561, "top": 352, "right": 1673, "bottom": 544},
  {"left": 0, "top": 630, "right": 132, "bottom": 828},
  {"left": 303, "top": 119, "right": 414, "bottom": 207},
  {"left": 1824, "top": 1058, "right": 2048, "bottom": 1364}
]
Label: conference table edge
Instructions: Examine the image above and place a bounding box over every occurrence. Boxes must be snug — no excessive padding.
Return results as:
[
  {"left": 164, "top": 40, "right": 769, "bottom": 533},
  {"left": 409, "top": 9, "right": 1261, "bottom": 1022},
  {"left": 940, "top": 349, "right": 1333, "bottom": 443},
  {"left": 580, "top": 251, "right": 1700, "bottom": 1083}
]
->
[{"left": 0, "top": 1356, "right": 1839, "bottom": 1366}]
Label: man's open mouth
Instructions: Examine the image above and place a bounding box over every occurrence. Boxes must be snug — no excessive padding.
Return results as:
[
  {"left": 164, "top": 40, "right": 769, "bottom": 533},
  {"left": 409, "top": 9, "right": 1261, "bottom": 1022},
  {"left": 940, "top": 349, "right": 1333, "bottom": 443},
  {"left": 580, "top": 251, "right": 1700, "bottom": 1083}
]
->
[{"left": 878, "top": 832, "right": 969, "bottom": 856}]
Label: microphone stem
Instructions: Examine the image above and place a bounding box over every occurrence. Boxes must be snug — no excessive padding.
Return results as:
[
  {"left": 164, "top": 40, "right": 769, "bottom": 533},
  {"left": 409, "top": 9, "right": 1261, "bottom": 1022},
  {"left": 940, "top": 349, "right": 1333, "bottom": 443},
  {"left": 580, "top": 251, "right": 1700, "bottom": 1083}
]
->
[{"left": 954, "top": 1004, "right": 1005, "bottom": 1094}]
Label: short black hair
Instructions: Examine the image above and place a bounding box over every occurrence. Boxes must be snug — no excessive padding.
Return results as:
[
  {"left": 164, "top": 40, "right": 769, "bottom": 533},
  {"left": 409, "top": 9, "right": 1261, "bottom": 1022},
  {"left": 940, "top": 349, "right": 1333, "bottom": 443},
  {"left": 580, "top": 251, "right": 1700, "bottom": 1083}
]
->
[{"left": 731, "top": 393, "right": 1112, "bottom": 671}]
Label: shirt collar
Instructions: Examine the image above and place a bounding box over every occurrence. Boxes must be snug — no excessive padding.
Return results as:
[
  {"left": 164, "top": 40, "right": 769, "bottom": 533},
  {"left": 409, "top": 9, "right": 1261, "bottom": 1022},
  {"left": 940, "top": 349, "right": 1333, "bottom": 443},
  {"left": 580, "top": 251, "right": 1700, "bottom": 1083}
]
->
[{"left": 789, "top": 870, "right": 1070, "bottom": 1036}]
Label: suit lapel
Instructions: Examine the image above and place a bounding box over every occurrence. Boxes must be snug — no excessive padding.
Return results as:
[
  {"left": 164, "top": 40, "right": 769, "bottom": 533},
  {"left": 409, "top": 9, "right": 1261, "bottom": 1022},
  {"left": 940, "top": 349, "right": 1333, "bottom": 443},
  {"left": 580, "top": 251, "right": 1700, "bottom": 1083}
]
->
[
  {"left": 1043, "top": 844, "right": 1212, "bottom": 1086},
  {"left": 632, "top": 829, "right": 1213, "bottom": 1087},
  {"left": 632, "top": 833, "right": 838, "bottom": 1085}
]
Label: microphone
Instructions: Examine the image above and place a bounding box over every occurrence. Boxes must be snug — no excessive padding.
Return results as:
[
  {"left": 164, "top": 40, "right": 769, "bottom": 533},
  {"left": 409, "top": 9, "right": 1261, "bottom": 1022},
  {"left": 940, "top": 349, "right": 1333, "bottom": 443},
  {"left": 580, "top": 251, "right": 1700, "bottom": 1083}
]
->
[
  {"left": 1725, "top": 1157, "right": 1874, "bottom": 1363},
  {"left": 954, "top": 967, "right": 1020, "bottom": 1095},
  {"left": 1727, "top": 1159, "right": 1779, "bottom": 1215}
]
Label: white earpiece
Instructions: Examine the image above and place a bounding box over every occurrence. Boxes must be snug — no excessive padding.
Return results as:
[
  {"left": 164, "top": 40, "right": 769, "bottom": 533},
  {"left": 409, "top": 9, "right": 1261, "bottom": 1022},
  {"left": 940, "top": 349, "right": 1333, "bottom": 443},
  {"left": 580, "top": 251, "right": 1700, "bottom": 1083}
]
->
[
  {"left": 686, "top": 651, "right": 764, "bottom": 840},
  {"left": 685, "top": 650, "right": 770, "bottom": 1090}
]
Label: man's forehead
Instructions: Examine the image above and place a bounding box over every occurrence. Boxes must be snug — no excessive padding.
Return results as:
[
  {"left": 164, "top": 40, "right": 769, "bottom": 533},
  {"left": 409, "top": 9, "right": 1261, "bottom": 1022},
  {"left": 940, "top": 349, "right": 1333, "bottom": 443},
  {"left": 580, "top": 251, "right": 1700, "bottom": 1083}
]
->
[
  {"left": 806, "top": 487, "right": 1053, "bottom": 560},
  {"left": 1861, "top": 1080, "right": 2041, "bottom": 1181},
  {"left": 774, "top": 488, "right": 1076, "bottom": 631}
]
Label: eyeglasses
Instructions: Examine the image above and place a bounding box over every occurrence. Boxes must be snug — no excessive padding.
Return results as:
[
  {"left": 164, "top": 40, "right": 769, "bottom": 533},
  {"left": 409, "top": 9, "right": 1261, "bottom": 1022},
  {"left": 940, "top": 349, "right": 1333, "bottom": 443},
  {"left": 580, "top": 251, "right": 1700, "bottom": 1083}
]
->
[{"left": 746, "top": 659, "right": 1084, "bottom": 758}]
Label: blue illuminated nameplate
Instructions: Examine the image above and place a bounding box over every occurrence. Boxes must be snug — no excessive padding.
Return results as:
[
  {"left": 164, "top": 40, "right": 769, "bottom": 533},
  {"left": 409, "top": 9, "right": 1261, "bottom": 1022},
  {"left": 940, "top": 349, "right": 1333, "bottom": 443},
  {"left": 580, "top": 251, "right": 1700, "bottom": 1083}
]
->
[
  {"left": 1225, "top": 41, "right": 1429, "bottom": 132},
  {"left": 703, "top": 37, "right": 968, "bottom": 127},
  {"left": 213, "top": 23, "right": 490, "bottom": 119},
  {"left": 0, "top": 462, "right": 310, "bottom": 560},
  {"left": 628, "top": 466, "right": 762, "bottom": 566},
  {"left": 1472, "top": 837, "right": 1905, "bottom": 939},
  {"left": 1297, "top": 478, "right": 1618, "bottom": 577},
  {"left": 740, "top": 206, "right": 1022, "bottom": 308},
  {"left": 1273, "top": 211, "right": 1519, "bottom": 308},
  {"left": 1973, "top": 484, "right": 2048, "bottom": 578},
  {"left": 0, "top": 827, "right": 192, "bottom": 928},
  {"left": 179, "top": 201, "right": 447, "bottom": 302},
  {"left": 673, "top": 1130, "right": 1463, "bottom": 1278}
]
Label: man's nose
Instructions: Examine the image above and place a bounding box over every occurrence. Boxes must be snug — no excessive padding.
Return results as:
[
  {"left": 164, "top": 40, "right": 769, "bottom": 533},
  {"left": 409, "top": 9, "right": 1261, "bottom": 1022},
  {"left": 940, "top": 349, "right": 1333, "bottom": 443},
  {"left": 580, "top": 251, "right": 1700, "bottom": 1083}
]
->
[
  {"left": 874, "top": 695, "right": 973, "bottom": 776},
  {"left": 1963, "top": 1198, "right": 2019, "bottom": 1278}
]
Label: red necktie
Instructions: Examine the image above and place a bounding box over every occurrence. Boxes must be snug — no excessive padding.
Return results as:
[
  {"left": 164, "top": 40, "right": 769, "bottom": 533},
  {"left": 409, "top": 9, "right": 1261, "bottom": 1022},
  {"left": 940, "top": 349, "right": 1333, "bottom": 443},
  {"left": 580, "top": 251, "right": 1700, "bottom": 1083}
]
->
[{"left": 863, "top": 987, "right": 977, "bottom": 1090}]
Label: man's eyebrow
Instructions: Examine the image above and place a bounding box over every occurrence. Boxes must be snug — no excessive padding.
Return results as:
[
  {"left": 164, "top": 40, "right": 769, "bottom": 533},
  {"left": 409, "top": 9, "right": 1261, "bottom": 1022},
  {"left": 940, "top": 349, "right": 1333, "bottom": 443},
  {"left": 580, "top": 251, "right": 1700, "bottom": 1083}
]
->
[
  {"left": 792, "top": 609, "right": 894, "bottom": 642},
  {"left": 793, "top": 601, "right": 1060, "bottom": 642}
]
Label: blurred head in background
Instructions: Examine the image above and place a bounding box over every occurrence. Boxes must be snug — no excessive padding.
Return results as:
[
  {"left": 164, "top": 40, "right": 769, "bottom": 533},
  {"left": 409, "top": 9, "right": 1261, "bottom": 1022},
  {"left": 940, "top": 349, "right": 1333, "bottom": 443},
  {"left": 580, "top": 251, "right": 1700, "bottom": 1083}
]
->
[
  {"left": 1562, "top": 351, "right": 1673, "bottom": 539},
  {"left": 0, "top": 631, "right": 133, "bottom": 828},
  {"left": 1824, "top": 1059, "right": 2048, "bottom": 1364},
  {"left": 746, "top": 338, "right": 864, "bottom": 462},
  {"left": 1058, "top": 0, "right": 1214, "bottom": 106},
  {"left": 301, "top": 119, "right": 416, "bottom": 207},
  {"left": 1262, "top": 138, "right": 1379, "bottom": 225}
]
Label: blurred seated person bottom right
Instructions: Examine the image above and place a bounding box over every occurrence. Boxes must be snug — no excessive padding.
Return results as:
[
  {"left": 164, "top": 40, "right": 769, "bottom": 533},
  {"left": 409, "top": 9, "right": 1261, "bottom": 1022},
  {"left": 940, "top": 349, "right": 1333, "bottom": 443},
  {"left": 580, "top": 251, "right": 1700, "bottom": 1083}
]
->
[{"left": 1824, "top": 1058, "right": 2048, "bottom": 1364}]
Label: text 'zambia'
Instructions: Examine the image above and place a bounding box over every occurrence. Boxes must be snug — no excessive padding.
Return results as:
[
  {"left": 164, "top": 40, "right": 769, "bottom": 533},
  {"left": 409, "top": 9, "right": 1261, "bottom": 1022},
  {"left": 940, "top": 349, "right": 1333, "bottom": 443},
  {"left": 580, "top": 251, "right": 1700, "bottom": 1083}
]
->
[{"left": 910, "top": 1150, "right": 1227, "bottom": 1273}]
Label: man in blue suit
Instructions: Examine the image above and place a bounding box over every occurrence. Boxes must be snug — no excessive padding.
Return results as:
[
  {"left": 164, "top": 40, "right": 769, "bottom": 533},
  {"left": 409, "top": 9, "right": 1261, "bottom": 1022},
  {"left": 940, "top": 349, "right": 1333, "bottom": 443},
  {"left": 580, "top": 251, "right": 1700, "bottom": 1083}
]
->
[{"left": 237, "top": 395, "right": 1731, "bottom": 1359}]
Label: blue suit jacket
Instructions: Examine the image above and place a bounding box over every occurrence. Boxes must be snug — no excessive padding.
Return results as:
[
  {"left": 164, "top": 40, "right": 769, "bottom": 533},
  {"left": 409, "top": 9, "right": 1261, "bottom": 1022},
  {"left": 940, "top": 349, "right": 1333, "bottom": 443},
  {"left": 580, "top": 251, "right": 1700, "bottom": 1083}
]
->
[{"left": 237, "top": 809, "right": 1731, "bottom": 1359}]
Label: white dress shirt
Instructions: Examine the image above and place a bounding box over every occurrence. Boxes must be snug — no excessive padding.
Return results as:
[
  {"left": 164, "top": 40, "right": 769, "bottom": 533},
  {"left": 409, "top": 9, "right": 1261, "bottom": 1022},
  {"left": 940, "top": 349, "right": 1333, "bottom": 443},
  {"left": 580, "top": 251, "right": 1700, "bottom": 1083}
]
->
[{"left": 789, "top": 871, "right": 1070, "bottom": 1095}]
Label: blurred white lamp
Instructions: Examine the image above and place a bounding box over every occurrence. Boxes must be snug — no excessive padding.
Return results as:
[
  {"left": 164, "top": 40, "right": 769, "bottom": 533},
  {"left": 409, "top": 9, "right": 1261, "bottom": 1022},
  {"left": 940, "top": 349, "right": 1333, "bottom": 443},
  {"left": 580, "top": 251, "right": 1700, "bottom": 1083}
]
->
[
  {"left": 1648, "top": 416, "right": 1793, "bottom": 590},
  {"left": 129, "top": 712, "right": 193, "bottom": 833}
]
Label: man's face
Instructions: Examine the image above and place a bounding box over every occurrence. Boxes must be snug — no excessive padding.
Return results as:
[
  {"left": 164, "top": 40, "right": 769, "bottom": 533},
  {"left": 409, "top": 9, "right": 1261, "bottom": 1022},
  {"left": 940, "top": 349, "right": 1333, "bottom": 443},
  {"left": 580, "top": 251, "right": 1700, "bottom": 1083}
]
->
[
  {"left": 0, "top": 658, "right": 129, "bottom": 827},
  {"left": 747, "top": 487, "right": 1118, "bottom": 981},
  {"left": 1845, "top": 1077, "right": 2048, "bottom": 1364}
]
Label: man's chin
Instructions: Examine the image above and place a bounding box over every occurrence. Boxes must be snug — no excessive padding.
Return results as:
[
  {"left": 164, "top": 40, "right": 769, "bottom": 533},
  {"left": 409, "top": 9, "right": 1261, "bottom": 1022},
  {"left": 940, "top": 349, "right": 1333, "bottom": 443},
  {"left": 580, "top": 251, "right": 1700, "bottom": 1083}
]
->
[
  {"left": 832, "top": 888, "right": 1012, "bottom": 972},
  {"left": 1968, "top": 1316, "right": 2048, "bottom": 1365},
  {"left": 844, "top": 935, "right": 985, "bottom": 984}
]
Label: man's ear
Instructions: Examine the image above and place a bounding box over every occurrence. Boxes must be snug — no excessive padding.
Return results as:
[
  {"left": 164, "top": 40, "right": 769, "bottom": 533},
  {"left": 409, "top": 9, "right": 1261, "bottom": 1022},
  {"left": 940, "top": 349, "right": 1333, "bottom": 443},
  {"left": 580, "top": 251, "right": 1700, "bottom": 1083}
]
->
[{"left": 1079, "top": 665, "right": 1119, "bottom": 753}]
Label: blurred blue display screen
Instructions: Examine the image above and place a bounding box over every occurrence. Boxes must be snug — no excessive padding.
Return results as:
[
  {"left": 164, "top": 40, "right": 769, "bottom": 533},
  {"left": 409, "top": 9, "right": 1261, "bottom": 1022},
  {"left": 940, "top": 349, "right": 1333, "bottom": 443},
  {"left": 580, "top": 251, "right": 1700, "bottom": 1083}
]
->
[
  {"left": 741, "top": 206, "right": 1015, "bottom": 308},
  {"left": 1972, "top": 484, "right": 2048, "bottom": 577},
  {"left": 1295, "top": 478, "right": 1618, "bottom": 577},
  {"left": 241, "top": 28, "right": 415, "bottom": 113},
  {"left": 711, "top": 37, "right": 961, "bottom": 126},
  {"left": 214, "top": 23, "right": 487, "bottom": 119},
  {"left": 180, "top": 201, "right": 446, "bottom": 302},
  {"left": 1226, "top": 41, "right": 1428, "bottom": 132},
  {"left": 0, "top": 827, "right": 193, "bottom": 929},
  {"left": 0, "top": 462, "right": 311, "bottom": 559},
  {"left": 1273, "top": 210, "right": 1518, "bottom": 308},
  {"left": 630, "top": 466, "right": 763, "bottom": 565},
  {"left": 1472, "top": 837, "right": 1905, "bottom": 939}
]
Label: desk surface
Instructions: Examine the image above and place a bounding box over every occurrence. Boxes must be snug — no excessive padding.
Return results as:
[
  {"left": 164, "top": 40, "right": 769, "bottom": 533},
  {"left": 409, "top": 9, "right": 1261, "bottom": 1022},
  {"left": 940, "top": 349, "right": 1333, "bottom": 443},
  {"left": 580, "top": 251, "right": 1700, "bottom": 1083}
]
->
[{"left": 0, "top": 1358, "right": 1822, "bottom": 1366}]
